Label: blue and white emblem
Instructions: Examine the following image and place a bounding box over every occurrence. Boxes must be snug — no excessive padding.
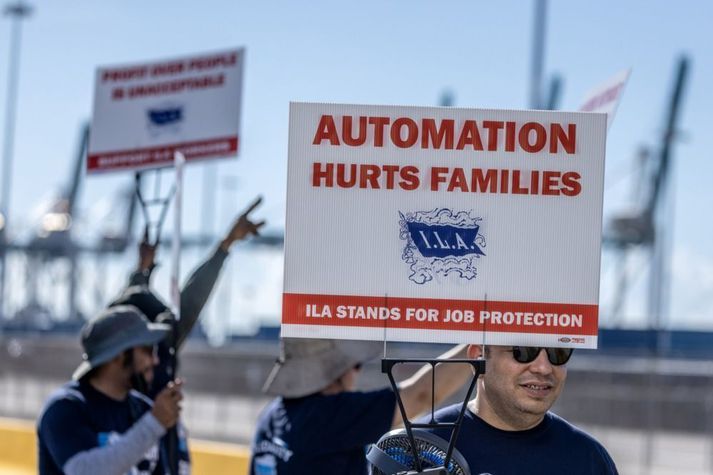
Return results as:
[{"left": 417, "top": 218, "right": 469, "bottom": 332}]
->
[
  {"left": 146, "top": 102, "right": 184, "bottom": 136},
  {"left": 399, "top": 208, "right": 486, "bottom": 285}
]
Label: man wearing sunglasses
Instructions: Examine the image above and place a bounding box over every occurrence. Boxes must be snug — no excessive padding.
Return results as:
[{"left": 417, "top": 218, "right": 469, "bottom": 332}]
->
[{"left": 425, "top": 345, "right": 618, "bottom": 474}]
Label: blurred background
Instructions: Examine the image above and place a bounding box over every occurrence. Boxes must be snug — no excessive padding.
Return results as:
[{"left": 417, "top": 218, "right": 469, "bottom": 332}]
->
[{"left": 0, "top": 1, "right": 711, "bottom": 473}]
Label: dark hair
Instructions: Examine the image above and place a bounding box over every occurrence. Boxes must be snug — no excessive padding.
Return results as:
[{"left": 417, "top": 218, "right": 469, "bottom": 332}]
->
[{"left": 122, "top": 348, "right": 134, "bottom": 369}]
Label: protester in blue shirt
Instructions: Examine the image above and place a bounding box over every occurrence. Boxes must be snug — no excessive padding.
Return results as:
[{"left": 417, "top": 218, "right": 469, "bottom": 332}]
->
[
  {"left": 424, "top": 345, "right": 619, "bottom": 475},
  {"left": 250, "top": 339, "right": 471, "bottom": 475},
  {"left": 37, "top": 306, "right": 185, "bottom": 475}
]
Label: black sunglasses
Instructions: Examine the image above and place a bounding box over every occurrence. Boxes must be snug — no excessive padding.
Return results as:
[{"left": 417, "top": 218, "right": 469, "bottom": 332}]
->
[{"left": 510, "top": 347, "right": 573, "bottom": 366}]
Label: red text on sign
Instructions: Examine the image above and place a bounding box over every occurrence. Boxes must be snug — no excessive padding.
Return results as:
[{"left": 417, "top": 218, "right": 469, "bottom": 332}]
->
[{"left": 312, "top": 115, "right": 576, "bottom": 154}]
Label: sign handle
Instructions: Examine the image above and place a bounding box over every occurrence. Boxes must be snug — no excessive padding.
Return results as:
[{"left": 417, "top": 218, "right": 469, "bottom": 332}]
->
[{"left": 171, "top": 152, "right": 184, "bottom": 320}]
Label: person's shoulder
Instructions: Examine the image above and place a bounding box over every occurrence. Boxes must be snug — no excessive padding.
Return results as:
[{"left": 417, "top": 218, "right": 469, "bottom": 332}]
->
[
  {"left": 343, "top": 387, "right": 394, "bottom": 400},
  {"left": 285, "top": 387, "right": 394, "bottom": 409},
  {"left": 548, "top": 413, "right": 618, "bottom": 472},
  {"left": 38, "top": 382, "right": 88, "bottom": 427},
  {"left": 43, "top": 381, "right": 87, "bottom": 407},
  {"left": 547, "top": 413, "right": 614, "bottom": 457},
  {"left": 255, "top": 397, "right": 287, "bottom": 428},
  {"left": 279, "top": 388, "right": 396, "bottom": 425},
  {"left": 334, "top": 387, "right": 395, "bottom": 408},
  {"left": 547, "top": 413, "right": 597, "bottom": 441},
  {"left": 258, "top": 397, "right": 283, "bottom": 417}
]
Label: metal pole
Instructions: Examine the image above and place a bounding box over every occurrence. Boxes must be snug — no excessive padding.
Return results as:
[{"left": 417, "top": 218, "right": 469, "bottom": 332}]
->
[
  {"left": 545, "top": 74, "right": 562, "bottom": 111},
  {"left": 529, "top": 0, "right": 546, "bottom": 109},
  {"left": 201, "top": 162, "right": 217, "bottom": 237},
  {"left": 171, "top": 153, "right": 184, "bottom": 321},
  {"left": 0, "top": 1, "right": 32, "bottom": 318},
  {"left": 166, "top": 151, "right": 184, "bottom": 475},
  {"left": 642, "top": 55, "right": 690, "bottom": 475},
  {"left": 647, "top": 56, "right": 689, "bottom": 329}
]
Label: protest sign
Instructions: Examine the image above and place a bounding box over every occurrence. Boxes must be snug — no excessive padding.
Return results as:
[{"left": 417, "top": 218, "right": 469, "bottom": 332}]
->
[
  {"left": 88, "top": 48, "right": 244, "bottom": 173},
  {"left": 283, "top": 102, "right": 607, "bottom": 348}
]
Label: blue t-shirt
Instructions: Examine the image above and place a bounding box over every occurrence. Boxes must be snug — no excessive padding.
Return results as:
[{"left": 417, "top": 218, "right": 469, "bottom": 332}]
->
[
  {"left": 37, "top": 380, "right": 189, "bottom": 475},
  {"left": 424, "top": 404, "right": 618, "bottom": 475},
  {"left": 250, "top": 388, "right": 396, "bottom": 475}
]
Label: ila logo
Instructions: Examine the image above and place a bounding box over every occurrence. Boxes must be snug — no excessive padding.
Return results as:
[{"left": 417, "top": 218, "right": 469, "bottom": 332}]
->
[
  {"left": 399, "top": 208, "right": 486, "bottom": 284},
  {"left": 146, "top": 102, "right": 184, "bottom": 137}
]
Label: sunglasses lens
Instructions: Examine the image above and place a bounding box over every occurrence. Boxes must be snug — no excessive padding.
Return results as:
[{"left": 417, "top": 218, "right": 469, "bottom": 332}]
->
[
  {"left": 546, "top": 348, "right": 573, "bottom": 365},
  {"left": 512, "top": 347, "right": 540, "bottom": 363},
  {"left": 512, "top": 347, "right": 573, "bottom": 365}
]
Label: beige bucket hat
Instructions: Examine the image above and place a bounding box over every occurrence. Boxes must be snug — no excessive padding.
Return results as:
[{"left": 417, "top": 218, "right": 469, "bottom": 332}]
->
[{"left": 263, "top": 338, "right": 383, "bottom": 398}]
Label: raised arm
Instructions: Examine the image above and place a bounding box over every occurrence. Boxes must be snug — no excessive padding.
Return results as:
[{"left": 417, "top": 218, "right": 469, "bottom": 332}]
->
[
  {"left": 175, "top": 196, "right": 265, "bottom": 346},
  {"left": 127, "top": 229, "right": 158, "bottom": 287},
  {"left": 218, "top": 195, "right": 265, "bottom": 252}
]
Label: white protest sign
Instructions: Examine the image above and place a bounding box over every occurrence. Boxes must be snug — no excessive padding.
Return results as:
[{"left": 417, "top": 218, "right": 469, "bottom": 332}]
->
[
  {"left": 88, "top": 48, "right": 244, "bottom": 173},
  {"left": 579, "top": 69, "right": 631, "bottom": 130},
  {"left": 283, "top": 103, "right": 607, "bottom": 348}
]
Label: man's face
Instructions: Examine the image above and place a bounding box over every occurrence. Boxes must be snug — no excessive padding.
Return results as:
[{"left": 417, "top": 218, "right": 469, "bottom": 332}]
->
[
  {"left": 131, "top": 345, "right": 159, "bottom": 385},
  {"left": 470, "top": 345, "right": 568, "bottom": 430}
]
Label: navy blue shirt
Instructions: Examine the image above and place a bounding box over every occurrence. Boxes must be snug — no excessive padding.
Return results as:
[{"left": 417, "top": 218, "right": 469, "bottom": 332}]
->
[
  {"left": 37, "top": 381, "right": 188, "bottom": 475},
  {"left": 425, "top": 404, "right": 618, "bottom": 475},
  {"left": 250, "top": 388, "right": 396, "bottom": 475}
]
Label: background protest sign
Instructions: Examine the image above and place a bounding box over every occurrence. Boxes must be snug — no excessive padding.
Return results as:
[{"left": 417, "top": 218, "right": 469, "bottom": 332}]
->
[
  {"left": 87, "top": 48, "right": 244, "bottom": 173},
  {"left": 283, "top": 102, "right": 607, "bottom": 348},
  {"left": 579, "top": 69, "right": 631, "bottom": 130}
]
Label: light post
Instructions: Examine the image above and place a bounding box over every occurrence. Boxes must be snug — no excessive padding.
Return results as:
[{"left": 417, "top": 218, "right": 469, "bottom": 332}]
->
[{"left": 0, "top": 1, "right": 32, "bottom": 317}]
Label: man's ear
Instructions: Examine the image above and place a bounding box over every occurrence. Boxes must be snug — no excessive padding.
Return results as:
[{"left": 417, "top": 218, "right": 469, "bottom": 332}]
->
[{"left": 467, "top": 344, "right": 484, "bottom": 359}]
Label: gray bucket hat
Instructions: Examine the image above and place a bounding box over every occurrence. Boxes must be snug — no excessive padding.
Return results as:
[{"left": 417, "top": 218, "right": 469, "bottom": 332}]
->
[
  {"left": 72, "top": 305, "right": 171, "bottom": 381},
  {"left": 263, "top": 338, "right": 383, "bottom": 398}
]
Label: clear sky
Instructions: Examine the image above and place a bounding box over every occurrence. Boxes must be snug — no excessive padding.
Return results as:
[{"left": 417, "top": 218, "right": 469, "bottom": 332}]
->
[{"left": 0, "top": 0, "right": 711, "bottom": 336}]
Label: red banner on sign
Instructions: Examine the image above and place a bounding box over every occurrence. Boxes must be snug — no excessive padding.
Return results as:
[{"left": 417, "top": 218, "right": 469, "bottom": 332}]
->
[
  {"left": 283, "top": 293, "right": 598, "bottom": 336},
  {"left": 87, "top": 136, "right": 238, "bottom": 172}
]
